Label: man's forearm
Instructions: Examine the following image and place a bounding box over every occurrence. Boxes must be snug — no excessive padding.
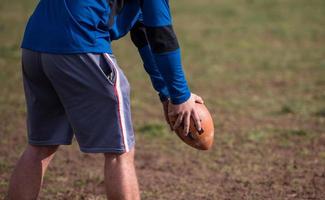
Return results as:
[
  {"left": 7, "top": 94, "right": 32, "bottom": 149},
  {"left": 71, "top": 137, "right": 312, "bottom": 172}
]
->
[
  {"left": 130, "top": 21, "right": 170, "bottom": 101},
  {"left": 140, "top": 0, "right": 191, "bottom": 104}
]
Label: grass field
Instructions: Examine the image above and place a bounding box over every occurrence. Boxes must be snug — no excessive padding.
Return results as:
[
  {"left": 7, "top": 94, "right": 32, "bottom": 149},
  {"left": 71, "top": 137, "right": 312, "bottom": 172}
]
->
[{"left": 0, "top": 0, "right": 325, "bottom": 199}]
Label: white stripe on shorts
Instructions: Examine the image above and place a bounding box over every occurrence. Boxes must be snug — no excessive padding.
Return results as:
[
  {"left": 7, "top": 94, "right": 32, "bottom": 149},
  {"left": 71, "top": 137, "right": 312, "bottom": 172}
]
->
[{"left": 104, "top": 53, "right": 130, "bottom": 152}]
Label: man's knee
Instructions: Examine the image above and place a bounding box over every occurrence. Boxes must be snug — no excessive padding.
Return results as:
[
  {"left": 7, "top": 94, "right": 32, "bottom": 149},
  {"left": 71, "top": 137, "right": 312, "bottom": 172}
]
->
[
  {"left": 104, "top": 148, "right": 135, "bottom": 164},
  {"left": 26, "top": 144, "right": 59, "bottom": 160}
]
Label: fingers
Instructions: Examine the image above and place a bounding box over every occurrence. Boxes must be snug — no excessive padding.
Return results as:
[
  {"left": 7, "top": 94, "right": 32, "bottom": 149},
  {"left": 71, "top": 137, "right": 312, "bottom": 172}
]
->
[
  {"left": 167, "top": 93, "right": 204, "bottom": 136},
  {"left": 165, "top": 113, "right": 173, "bottom": 131},
  {"left": 163, "top": 101, "right": 173, "bottom": 130},
  {"left": 192, "top": 109, "right": 202, "bottom": 131},
  {"left": 183, "top": 112, "right": 191, "bottom": 136},
  {"left": 166, "top": 116, "right": 173, "bottom": 131},
  {"left": 172, "top": 112, "right": 184, "bottom": 131}
]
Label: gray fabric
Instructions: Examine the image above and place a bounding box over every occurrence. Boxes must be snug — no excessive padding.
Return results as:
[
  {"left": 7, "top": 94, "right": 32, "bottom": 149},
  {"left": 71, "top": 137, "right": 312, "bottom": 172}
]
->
[{"left": 22, "top": 49, "right": 135, "bottom": 153}]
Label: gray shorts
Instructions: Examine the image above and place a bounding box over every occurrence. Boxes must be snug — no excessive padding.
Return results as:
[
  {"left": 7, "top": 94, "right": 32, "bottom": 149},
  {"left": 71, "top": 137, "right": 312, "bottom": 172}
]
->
[{"left": 22, "top": 49, "right": 135, "bottom": 153}]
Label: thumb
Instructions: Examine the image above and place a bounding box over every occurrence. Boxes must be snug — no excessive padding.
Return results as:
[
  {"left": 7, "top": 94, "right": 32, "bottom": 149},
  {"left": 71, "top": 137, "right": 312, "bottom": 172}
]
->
[{"left": 194, "top": 95, "right": 204, "bottom": 104}]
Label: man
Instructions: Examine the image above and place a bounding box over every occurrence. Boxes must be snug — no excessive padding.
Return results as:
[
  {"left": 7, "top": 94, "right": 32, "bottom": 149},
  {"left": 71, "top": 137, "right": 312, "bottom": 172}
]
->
[{"left": 8, "top": 0, "right": 203, "bottom": 199}]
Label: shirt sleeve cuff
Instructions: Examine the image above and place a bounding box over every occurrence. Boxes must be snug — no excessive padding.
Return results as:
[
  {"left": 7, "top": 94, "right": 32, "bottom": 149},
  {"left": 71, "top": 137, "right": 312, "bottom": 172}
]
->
[
  {"left": 170, "top": 91, "right": 191, "bottom": 105},
  {"left": 159, "top": 93, "right": 169, "bottom": 102}
]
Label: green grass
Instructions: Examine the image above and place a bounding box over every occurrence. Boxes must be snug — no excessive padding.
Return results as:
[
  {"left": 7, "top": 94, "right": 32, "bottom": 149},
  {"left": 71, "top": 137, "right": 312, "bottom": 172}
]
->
[
  {"left": 0, "top": 0, "right": 325, "bottom": 199},
  {"left": 136, "top": 123, "right": 168, "bottom": 138},
  {"left": 248, "top": 130, "right": 267, "bottom": 142}
]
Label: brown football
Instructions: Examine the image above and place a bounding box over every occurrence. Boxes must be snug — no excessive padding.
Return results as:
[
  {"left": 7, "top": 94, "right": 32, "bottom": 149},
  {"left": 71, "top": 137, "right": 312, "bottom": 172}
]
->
[{"left": 169, "top": 103, "right": 214, "bottom": 150}]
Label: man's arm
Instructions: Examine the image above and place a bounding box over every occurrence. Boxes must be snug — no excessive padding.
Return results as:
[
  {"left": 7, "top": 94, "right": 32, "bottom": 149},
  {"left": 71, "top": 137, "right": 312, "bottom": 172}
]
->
[
  {"left": 140, "top": 0, "right": 202, "bottom": 134},
  {"left": 109, "top": 0, "right": 202, "bottom": 134},
  {"left": 130, "top": 21, "right": 170, "bottom": 102},
  {"left": 130, "top": 20, "right": 171, "bottom": 127},
  {"left": 109, "top": 5, "right": 172, "bottom": 125},
  {"left": 139, "top": 0, "right": 191, "bottom": 105}
]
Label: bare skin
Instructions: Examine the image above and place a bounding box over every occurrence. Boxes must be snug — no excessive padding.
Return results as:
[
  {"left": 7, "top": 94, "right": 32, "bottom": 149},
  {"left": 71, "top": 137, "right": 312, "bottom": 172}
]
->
[
  {"left": 165, "top": 93, "right": 204, "bottom": 136},
  {"left": 162, "top": 100, "right": 172, "bottom": 130},
  {"left": 104, "top": 148, "right": 140, "bottom": 200},
  {"left": 7, "top": 145, "right": 139, "bottom": 200},
  {"left": 7, "top": 145, "right": 58, "bottom": 200}
]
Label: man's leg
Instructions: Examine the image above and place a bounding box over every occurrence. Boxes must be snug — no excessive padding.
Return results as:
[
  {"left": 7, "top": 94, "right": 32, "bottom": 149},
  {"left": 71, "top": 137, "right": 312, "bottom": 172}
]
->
[
  {"left": 7, "top": 144, "right": 59, "bottom": 200},
  {"left": 104, "top": 148, "right": 140, "bottom": 200}
]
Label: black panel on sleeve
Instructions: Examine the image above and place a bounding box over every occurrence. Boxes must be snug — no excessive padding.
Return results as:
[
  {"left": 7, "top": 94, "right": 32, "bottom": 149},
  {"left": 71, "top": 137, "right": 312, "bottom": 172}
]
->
[
  {"left": 145, "top": 25, "right": 180, "bottom": 54},
  {"left": 138, "top": 0, "right": 144, "bottom": 7},
  {"left": 130, "top": 21, "right": 149, "bottom": 49}
]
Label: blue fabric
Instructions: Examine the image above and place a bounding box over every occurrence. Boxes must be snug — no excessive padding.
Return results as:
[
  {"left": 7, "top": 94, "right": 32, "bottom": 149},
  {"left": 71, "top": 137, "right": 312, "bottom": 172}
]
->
[
  {"left": 110, "top": 1, "right": 141, "bottom": 40},
  {"left": 109, "top": 0, "right": 191, "bottom": 104},
  {"left": 140, "top": 0, "right": 190, "bottom": 103},
  {"left": 141, "top": 0, "right": 172, "bottom": 27},
  {"left": 22, "top": 0, "right": 190, "bottom": 104},
  {"left": 154, "top": 49, "right": 191, "bottom": 104},
  {"left": 21, "top": 0, "right": 112, "bottom": 54},
  {"left": 138, "top": 45, "right": 170, "bottom": 101}
]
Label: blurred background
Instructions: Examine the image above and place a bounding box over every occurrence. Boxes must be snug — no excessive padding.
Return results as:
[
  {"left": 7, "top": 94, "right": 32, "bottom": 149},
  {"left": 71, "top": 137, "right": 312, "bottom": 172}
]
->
[{"left": 0, "top": 0, "right": 324, "bottom": 199}]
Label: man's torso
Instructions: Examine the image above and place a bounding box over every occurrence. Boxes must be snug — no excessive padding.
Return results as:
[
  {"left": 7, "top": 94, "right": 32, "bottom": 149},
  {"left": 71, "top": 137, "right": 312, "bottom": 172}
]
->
[{"left": 22, "top": 0, "right": 113, "bottom": 54}]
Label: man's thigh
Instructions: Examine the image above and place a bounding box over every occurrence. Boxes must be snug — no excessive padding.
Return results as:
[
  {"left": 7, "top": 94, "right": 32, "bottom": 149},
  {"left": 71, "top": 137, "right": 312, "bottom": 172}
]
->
[
  {"left": 28, "top": 50, "right": 135, "bottom": 153},
  {"left": 22, "top": 49, "right": 74, "bottom": 145}
]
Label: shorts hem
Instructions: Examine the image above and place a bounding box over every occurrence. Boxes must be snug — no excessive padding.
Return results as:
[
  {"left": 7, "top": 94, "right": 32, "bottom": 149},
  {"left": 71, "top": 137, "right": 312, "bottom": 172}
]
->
[
  {"left": 29, "top": 139, "right": 72, "bottom": 146},
  {"left": 80, "top": 142, "right": 135, "bottom": 154}
]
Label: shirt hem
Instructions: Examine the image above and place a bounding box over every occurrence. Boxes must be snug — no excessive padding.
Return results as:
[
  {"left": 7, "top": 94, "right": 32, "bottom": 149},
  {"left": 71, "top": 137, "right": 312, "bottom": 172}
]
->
[{"left": 21, "top": 46, "right": 113, "bottom": 54}]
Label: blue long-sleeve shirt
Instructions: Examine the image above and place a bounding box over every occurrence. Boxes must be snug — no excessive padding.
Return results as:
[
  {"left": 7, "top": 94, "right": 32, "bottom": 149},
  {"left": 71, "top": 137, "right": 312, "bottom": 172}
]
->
[
  {"left": 22, "top": 0, "right": 113, "bottom": 53},
  {"left": 138, "top": 45, "right": 171, "bottom": 102},
  {"left": 111, "top": 1, "right": 191, "bottom": 104},
  {"left": 22, "top": 0, "right": 191, "bottom": 104}
]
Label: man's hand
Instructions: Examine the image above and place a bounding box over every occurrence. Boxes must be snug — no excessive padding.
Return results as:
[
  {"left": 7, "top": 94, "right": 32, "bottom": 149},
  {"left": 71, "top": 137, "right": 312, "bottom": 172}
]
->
[
  {"left": 168, "top": 93, "right": 204, "bottom": 136},
  {"left": 161, "top": 99, "right": 173, "bottom": 130}
]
